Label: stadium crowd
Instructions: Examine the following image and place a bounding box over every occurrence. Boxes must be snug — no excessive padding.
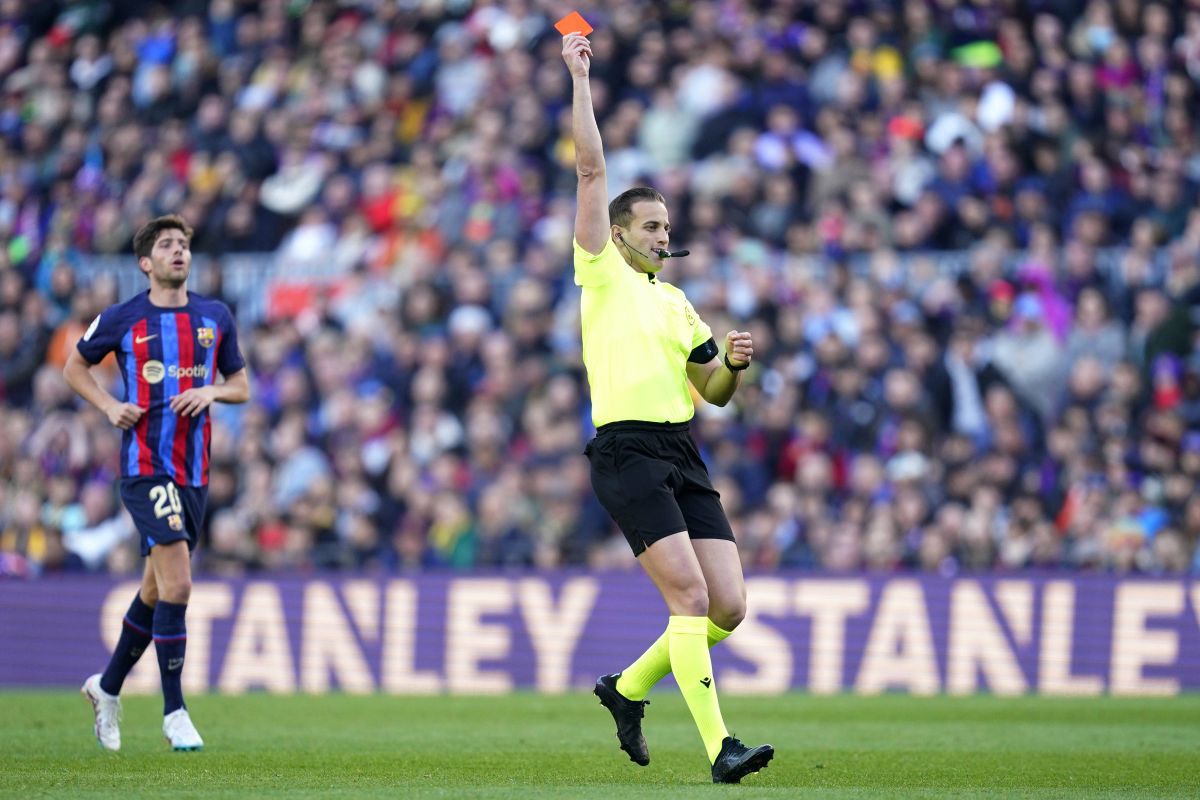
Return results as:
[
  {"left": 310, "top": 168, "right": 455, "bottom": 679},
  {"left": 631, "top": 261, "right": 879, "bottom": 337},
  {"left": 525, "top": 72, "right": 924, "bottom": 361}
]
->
[{"left": 1, "top": 0, "right": 1200, "bottom": 578}]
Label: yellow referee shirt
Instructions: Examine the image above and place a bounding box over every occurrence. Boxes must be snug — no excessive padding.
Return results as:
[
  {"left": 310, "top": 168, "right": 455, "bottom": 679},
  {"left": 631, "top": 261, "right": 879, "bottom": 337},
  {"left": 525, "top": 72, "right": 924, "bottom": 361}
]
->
[{"left": 574, "top": 237, "right": 714, "bottom": 427}]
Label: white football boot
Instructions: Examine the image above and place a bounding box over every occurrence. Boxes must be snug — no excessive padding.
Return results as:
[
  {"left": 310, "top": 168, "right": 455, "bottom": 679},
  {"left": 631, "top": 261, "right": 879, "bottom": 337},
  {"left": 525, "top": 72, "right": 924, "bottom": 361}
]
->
[
  {"left": 162, "top": 708, "right": 204, "bottom": 751},
  {"left": 81, "top": 673, "right": 121, "bottom": 751}
]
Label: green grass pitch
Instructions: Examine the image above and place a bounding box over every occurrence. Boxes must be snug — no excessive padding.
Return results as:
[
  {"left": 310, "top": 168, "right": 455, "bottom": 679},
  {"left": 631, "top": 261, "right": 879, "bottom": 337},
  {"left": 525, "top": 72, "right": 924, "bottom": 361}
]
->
[{"left": 2, "top": 691, "right": 1198, "bottom": 798}]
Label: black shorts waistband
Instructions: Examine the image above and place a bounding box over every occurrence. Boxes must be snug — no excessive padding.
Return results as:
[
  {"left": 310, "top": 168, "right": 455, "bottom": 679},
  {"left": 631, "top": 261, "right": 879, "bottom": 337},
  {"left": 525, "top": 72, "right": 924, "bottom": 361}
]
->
[{"left": 596, "top": 420, "right": 692, "bottom": 435}]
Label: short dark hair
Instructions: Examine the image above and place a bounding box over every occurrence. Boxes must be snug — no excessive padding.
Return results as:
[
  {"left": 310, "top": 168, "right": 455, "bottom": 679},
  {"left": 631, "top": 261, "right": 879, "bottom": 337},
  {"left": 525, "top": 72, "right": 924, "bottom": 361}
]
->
[
  {"left": 133, "top": 215, "right": 193, "bottom": 259},
  {"left": 608, "top": 187, "right": 666, "bottom": 228}
]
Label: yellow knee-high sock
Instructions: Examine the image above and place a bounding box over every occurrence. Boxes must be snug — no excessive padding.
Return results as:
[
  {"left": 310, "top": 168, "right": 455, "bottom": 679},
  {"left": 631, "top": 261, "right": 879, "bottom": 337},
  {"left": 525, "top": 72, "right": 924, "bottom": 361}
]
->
[
  {"left": 707, "top": 618, "right": 734, "bottom": 647},
  {"left": 616, "top": 619, "right": 734, "bottom": 701},
  {"left": 616, "top": 633, "right": 669, "bottom": 701},
  {"left": 668, "top": 615, "right": 728, "bottom": 763}
]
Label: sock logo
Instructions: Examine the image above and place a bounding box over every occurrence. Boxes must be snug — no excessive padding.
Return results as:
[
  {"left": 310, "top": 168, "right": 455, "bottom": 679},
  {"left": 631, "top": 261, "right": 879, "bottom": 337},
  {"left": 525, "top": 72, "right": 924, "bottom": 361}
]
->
[
  {"left": 167, "top": 658, "right": 184, "bottom": 671},
  {"left": 131, "top": 647, "right": 144, "bottom": 658},
  {"left": 700, "top": 677, "right": 712, "bottom": 688}
]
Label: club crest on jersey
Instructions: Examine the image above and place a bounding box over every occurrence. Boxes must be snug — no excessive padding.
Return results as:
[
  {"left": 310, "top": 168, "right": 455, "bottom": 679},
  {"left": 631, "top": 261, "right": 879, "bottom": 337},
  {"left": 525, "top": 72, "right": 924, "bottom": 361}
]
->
[
  {"left": 142, "top": 360, "right": 165, "bottom": 384},
  {"left": 196, "top": 327, "right": 215, "bottom": 348},
  {"left": 167, "top": 514, "right": 183, "bottom": 531}
]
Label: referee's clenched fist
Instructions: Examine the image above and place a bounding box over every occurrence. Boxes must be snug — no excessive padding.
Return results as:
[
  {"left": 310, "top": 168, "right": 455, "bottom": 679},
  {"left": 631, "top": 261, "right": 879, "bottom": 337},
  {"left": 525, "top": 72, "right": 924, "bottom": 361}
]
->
[{"left": 724, "top": 331, "right": 753, "bottom": 369}]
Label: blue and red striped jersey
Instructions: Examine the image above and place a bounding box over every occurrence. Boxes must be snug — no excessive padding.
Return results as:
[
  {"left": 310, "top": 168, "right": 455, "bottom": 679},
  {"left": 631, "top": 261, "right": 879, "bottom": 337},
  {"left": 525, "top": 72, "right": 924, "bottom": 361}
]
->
[{"left": 76, "top": 290, "right": 245, "bottom": 486}]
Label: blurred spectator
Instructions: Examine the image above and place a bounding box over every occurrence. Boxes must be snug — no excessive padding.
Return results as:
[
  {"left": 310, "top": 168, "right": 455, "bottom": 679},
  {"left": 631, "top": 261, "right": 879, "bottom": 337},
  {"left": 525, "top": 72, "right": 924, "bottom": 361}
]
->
[{"left": 61, "top": 481, "right": 132, "bottom": 571}]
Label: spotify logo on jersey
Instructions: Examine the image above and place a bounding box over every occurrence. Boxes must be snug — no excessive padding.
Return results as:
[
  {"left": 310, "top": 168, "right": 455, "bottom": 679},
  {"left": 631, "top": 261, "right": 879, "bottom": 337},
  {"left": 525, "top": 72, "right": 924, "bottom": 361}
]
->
[
  {"left": 169, "top": 364, "right": 209, "bottom": 379},
  {"left": 142, "top": 361, "right": 209, "bottom": 384},
  {"left": 142, "top": 360, "right": 165, "bottom": 384}
]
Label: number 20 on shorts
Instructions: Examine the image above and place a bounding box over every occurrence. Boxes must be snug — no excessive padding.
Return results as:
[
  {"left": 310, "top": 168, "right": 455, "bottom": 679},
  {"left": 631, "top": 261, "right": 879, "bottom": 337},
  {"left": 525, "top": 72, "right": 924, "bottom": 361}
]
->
[{"left": 149, "top": 482, "right": 183, "bottom": 518}]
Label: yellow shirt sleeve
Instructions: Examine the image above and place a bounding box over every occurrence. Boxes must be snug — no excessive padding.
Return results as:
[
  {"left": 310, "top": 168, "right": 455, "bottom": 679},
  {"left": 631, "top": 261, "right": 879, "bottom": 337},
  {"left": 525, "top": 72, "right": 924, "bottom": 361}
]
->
[
  {"left": 688, "top": 299, "right": 714, "bottom": 352},
  {"left": 573, "top": 237, "right": 618, "bottom": 288}
]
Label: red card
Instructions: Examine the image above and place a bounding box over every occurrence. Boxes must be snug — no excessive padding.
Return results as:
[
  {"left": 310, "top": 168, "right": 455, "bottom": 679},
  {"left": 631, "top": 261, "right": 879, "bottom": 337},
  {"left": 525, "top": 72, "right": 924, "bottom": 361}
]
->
[{"left": 554, "top": 11, "right": 593, "bottom": 37}]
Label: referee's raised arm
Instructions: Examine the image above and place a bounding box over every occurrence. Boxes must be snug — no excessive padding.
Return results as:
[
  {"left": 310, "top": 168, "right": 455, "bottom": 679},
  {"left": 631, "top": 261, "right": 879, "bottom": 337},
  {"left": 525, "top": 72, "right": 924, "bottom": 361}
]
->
[{"left": 563, "top": 33, "right": 608, "bottom": 255}]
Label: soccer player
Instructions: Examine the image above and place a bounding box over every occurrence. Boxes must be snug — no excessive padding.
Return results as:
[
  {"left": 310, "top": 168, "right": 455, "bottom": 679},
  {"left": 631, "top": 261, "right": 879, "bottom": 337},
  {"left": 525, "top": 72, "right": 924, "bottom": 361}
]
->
[
  {"left": 64, "top": 215, "right": 249, "bottom": 751},
  {"left": 561, "top": 34, "right": 774, "bottom": 783}
]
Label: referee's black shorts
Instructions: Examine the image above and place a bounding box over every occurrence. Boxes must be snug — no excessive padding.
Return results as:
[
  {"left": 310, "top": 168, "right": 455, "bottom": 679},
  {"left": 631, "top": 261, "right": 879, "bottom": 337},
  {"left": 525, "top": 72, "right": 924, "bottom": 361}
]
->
[{"left": 584, "top": 420, "right": 735, "bottom": 556}]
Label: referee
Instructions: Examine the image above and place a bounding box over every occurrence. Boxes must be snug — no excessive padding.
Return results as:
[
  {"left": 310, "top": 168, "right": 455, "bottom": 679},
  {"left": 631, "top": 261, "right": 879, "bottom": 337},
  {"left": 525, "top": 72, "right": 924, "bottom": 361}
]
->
[{"left": 562, "top": 33, "right": 774, "bottom": 784}]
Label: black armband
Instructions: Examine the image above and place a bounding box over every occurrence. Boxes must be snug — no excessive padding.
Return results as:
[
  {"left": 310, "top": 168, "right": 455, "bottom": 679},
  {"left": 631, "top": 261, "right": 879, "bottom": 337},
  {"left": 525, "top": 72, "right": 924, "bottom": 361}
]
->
[{"left": 688, "top": 337, "right": 719, "bottom": 364}]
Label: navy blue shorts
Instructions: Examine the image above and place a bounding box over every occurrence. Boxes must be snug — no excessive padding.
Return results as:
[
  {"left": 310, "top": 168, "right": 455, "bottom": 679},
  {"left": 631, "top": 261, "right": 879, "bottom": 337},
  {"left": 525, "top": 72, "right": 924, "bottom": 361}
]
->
[{"left": 119, "top": 476, "right": 208, "bottom": 556}]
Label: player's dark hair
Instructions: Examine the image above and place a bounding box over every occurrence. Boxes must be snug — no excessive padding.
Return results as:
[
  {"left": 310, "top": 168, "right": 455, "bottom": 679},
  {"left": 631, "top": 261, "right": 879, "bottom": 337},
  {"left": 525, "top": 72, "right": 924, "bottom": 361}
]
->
[
  {"left": 609, "top": 187, "right": 666, "bottom": 228},
  {"left": 133, "top": 214, "right": 193, "bottom": 260}
]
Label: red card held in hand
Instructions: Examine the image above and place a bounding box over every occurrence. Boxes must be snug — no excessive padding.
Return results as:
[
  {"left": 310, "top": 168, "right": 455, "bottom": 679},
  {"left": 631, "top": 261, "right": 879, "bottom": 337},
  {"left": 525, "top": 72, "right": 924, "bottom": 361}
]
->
[{"left": 554, "top": 11, "right": 593, "bottom": 37}]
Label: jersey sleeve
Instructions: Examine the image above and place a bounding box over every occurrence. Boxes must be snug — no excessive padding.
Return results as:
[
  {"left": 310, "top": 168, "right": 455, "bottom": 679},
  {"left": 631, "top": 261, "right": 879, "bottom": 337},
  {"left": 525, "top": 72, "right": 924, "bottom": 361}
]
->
[
  {"left": 216, "top": 306, "right": 247, "bottom": 376},
  {"left": 687, "top": 298, "right": 713, "bottom": 351},
  {"left": 573, "top": 237, "right": 617, "bottom": 288},
  {"left": 75, "top": 309, "right": 125, "bottom": 364}
]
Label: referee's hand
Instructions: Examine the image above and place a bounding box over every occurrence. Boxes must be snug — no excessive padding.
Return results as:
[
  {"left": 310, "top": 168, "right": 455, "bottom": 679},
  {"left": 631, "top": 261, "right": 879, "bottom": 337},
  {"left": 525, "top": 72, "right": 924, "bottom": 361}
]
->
[
  {"left": 562, "top": 32, "right": 592, "bottom": 78},
  {"left": 725, "top": 330, "right": 753, "bottom": 368}
]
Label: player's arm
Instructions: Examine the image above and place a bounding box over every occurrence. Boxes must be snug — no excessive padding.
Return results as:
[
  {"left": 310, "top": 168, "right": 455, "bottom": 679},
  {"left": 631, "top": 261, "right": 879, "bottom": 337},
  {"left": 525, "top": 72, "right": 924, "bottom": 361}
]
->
[
  {"left": 686, "top": 330, "right": 754, "bottom": 407},
  {"left": 170, "top": 367, "right": 250, "bottom": 417},
  {"left": 63, "top": 346, "right": 144, "bottom": 430},
  {"left": 564, "top": 32, "right": 609, "bottom": 255}
]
